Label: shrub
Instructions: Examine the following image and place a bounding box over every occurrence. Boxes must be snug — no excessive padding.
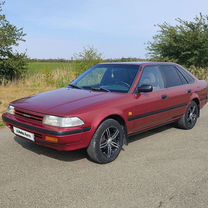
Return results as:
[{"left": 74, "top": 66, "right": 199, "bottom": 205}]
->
[
  {"left": 147, "top": 14, "right": 208, "bottom": 68},
  {"left": 72, "top": 46, "right": 103, "bottom": 76}
]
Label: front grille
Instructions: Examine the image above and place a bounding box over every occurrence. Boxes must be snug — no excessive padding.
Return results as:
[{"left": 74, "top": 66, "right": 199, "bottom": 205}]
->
[{"left": 15, "top": 109, "right": 43, "bottom": 124}]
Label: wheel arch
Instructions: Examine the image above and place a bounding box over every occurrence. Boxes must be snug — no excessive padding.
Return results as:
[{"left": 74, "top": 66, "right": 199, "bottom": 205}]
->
[
  {"left": 192, "top": 97, "right": 200, "bottom": 116},
  {"left": 92, "top": 113, "right": 128, "bottom": 145}
]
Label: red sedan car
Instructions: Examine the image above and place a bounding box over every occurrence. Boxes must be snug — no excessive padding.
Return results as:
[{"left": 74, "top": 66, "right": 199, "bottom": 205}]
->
[{"left": 2, "top": 62, "right": 208, "bottom": 163}]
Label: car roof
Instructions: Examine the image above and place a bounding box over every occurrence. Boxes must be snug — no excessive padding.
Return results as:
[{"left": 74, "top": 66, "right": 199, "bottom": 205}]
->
[{"left": 99, "top": 62, "right": 177, "bottom": 66}]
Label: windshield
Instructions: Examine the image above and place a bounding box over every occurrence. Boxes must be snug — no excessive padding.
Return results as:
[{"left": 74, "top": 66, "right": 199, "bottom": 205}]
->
[{"left": 72, "top": 64, "right": 140, "bottom": 93}]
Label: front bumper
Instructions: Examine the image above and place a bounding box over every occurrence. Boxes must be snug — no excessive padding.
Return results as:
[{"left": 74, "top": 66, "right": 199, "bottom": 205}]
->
[{"left": 2, "top": 113, "right": 92, "bottom": 151}]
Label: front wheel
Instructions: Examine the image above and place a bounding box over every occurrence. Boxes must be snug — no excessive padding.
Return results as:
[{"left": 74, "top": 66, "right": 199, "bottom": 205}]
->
[
  {"left": 177, "top": 101, "right": 199, "bottom": 130},
  {"left": 87, "top": 119, "right": 124, "bottom": 164}
]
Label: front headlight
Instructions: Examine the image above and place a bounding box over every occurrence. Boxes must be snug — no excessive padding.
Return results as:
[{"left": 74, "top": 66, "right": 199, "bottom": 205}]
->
[
  {"left": 43, "top": 115, "right": 84, "bottom": 127},
  {"left": 7, "top": 105, "right": 15, "bottom": 115}
]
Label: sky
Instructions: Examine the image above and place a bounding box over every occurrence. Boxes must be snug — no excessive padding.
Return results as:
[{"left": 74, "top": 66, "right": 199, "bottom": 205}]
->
[{"left": 4, "top": 0, "right": 208, "bottom": 59}]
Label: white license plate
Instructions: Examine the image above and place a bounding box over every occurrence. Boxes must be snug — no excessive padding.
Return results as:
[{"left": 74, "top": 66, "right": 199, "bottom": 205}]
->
[{"left": 13, "top": 127, "right": 35, "bottom": 142}]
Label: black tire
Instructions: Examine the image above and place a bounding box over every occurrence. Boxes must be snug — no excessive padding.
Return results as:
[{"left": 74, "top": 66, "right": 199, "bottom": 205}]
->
[
  {"left": 177, "top": 101, "right": 199, "bottom": 130},
  {"left": 87, "top": 119, "right": 124, "bottom": 164}
]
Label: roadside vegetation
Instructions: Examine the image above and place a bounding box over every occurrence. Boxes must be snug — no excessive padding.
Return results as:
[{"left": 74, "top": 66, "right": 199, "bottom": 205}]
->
[
  {"left": 0, "top": 68, "right": 75, "bottom": 124},
  {"left": 0, "top": 1, "right": 27, "bottom": 84},
  {"left": 148, "top": 14, "right": 208, "bottom": 68}
]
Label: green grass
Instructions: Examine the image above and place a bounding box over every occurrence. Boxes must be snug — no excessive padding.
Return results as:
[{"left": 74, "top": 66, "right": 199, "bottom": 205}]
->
[{"left": 27, "top": 61, "right": 72, "bottom": 74}]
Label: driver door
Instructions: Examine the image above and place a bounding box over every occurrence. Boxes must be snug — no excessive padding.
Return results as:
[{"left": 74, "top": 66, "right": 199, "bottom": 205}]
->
[{"left": 131, "top": 65, "right": 172, "bottom": 132}]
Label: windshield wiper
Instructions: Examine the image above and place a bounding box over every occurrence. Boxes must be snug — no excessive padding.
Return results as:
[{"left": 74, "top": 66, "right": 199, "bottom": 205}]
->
[
  {"left": 90, "top": 87, "right": 111, "bottom": 92},
  {"left": 68, "top": 84, "right": 81, "bottom": 89},
  {"left": 68, "top": 84, "right": 110, "bottom": 92}
]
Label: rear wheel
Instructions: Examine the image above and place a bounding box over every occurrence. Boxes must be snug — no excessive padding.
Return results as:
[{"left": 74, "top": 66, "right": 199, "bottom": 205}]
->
[
  {"left": 177, "top": 101, "right": 199, "bottom": 130},
  {"left": 87, "top": 119, "right": 124, "bottom": 164}
]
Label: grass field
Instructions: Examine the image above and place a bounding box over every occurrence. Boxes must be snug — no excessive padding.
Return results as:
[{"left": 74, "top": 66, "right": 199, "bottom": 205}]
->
[
  {"left": 27, "top": 61, "right": 72, "bottom": 74},
  {"left": 0, "top": 61, "right": 208, "bottom": 127}
]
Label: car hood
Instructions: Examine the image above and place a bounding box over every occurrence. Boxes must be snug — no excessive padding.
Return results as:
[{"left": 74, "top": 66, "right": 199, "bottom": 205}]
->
[{"left": 11, "top": 88, "right": 125, "bottom": 116}]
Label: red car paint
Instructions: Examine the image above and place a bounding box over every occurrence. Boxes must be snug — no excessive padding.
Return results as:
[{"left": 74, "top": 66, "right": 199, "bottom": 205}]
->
[{"left": 2, "top": 62, "right": 208, "bottom": 151}]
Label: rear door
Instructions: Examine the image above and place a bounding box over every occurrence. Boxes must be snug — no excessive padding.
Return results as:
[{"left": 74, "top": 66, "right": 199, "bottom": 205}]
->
[{"left": 158, "top": 64, "right": 191, "bottom": 121}]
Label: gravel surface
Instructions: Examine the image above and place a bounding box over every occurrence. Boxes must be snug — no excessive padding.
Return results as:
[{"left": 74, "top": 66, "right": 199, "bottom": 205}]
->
[{"left": 0, "top": 106, "right": 208, "bottom": 208}]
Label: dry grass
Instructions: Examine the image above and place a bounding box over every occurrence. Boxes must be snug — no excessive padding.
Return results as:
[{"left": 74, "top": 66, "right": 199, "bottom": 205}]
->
[
  {"left": 0, "top": 69, "right": 76, "bottom": 126},
  {"left": 189, "top": 67, "right": 208, "bottom": 81}
]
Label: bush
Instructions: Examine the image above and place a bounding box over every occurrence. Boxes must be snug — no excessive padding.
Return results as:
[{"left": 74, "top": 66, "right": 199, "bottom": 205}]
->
[
  {"left": 147, "top": 14, "right": 208, "bottom": 68},
  {"left": 0, "top": 53, "right": 27, "bottom": 83},
  {"left": 72, "top": 46, "right": 102, "bottom": 76}
]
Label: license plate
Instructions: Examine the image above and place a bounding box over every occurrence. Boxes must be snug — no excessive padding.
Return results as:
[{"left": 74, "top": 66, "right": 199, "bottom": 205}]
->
[{"left": 13, "top": 127, "right": 35, "bottom": 142}]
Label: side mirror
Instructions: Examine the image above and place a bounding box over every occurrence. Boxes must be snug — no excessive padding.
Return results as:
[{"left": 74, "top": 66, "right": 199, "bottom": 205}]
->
[{"left": 137, "top": 84, "right": 153, "bottom": 93}]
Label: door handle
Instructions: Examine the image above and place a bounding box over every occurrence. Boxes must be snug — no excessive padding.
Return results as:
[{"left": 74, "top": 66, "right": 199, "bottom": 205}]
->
[
  {"left": 187, "top": 89, "right": 192, "bottom": 94},
  {"left": 161, "top": 95, "right": 168, "bottom": 100}
]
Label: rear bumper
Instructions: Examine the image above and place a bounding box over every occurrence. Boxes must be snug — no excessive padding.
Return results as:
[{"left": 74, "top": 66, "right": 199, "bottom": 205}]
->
[{"left": 2, "top": 113, "right": 92, "bottom": 151}]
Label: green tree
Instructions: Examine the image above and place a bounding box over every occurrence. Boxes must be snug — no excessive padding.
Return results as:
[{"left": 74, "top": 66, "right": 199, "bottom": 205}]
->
[
  {"left": 147, "top": 14, "right": 208, "bottom": 67},
  {"left": 0, "top": 1, "right": 27, "bottom": 83},
  {"left": 73, "top": 46, "right": 102, "bottom": 75}
]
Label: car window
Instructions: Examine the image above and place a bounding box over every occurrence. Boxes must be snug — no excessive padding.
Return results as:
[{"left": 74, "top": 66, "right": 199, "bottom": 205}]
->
[
  {"left": 73, "top": 64, "right": 139, "bottom": 93},
  {"left": 176, "top": 69, "right": 188, "bottom": 84},
  {"left": 76, "top": 67, "right": 107, "bottom": 87},
  {"left": 159, "top": 65, "right": 183, "bottom": 88},
  {"left": 138, "top": 66, "right": 165, "bottom": 91},
  {"left": 176, "top": 66, "right": 195, "bottom": 84}
]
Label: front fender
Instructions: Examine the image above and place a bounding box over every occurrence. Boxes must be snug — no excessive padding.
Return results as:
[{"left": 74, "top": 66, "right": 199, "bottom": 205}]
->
[{"left": 90, "top": 109, "right": 127, "bottom": 133}]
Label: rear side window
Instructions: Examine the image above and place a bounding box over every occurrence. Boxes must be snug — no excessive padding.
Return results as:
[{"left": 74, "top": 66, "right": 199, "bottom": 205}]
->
[
  {"left": 177, "top": 66, "right": 195, "bottom": 84},
  {"left": 176, "top": 70, "right": 188, "bottom": 84},
  {"left": 159, "top": 65, "right": 183, "bottom": 88}
]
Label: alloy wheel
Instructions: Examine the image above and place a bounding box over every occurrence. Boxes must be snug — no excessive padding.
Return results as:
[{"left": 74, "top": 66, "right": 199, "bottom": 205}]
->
[
  {"left": 99, "top": 126, "right": 120, "bottom": 159},
  {"left": 186, "top": 104, "right": 198, "bottom": 127}
]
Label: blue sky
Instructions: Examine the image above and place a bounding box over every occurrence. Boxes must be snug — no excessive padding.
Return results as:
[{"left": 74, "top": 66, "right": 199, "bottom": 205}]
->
[{"left": 4, "top": 0, "right": 208, "bottom": 59}]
